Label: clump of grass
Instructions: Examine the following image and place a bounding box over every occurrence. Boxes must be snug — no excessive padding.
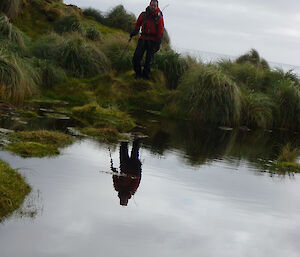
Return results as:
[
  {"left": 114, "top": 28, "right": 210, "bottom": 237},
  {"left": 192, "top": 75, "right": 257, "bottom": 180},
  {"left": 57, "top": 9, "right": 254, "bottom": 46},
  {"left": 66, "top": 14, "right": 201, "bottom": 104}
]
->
[
  {"left": 85, "top": 26, "right": 102, "bottom": 41},
  {"left": 57, "top": 35, "right": 110, "bottom": 78},
  {"left": 72, "top": 103, "right": 136, "bottom": 132},
  {"left": 0, "top": 49, "right": 39, "bottom": 103},
  {"left": 176, "top": 64, "right": 241, "bottom": 126},
  {"left": 33, "top": 59, "right": 66, "bottom": 89},
  {"left": 105, "top": 5, "right": 136, "bottom": 33},
  {"left": 277, "top": 143, "right": 300, "bottom": 163},
  {"left": 0, "top": 15, "right": 25, "bottom": 48},
  {"left": 153, "top": 51, "right": 192, "bottom": 89},
  {"left": 101, "top": 34, "right": 134, "bottom": 72},
  {"left": 83, "top": 8, "right": 105, "bottom": 24},
  {"left": 270, "top": 78, "right": 300, "bottom": 130},
  {"left": 0, "top": 159, "right": 31, "bottom": 221},
  {"left": 80, "top": 127, "right": 124, "bottom": 143},
  {"left": 54, "top": 15, "right": 83, "bottom": 34},
  {"left": 12, "top": 130, "right": 74, "bottom": 147},
  {"left": 236, "top": 49, "right": 270, "bottom": 70},
  {"left": 241, "top": 89, "right": 274, "bottom": 128},
  {"left": 5, "top": 142, "right": 59, "bottom": 157},
  {"left": 0, "top": 0, "right": 21, "bottom": 19}
]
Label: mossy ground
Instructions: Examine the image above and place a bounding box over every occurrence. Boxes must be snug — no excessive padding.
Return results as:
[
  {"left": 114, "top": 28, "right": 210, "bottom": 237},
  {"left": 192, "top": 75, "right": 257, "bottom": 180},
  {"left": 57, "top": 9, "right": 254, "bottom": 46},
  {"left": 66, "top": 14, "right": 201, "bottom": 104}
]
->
[
  {"left": 0, "top": 159, "right": 31, "bottom": 221},
  {"left": 80, "top": 127, "right": 127, "bottom": 143},
  {"left": 4, "top": 130, "right": 74, "bottom": 157}
]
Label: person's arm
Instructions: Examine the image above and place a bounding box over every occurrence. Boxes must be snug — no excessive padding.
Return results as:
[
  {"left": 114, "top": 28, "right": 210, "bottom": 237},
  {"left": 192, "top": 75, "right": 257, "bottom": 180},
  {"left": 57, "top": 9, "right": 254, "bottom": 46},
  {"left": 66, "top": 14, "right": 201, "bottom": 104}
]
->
[{"left": 130, "top": 13, "right": 143, "bottom": 38}]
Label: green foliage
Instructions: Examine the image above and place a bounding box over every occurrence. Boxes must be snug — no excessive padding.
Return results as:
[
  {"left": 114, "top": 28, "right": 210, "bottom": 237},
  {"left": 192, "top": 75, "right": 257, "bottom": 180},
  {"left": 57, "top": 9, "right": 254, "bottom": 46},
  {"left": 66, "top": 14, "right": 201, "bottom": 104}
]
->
[
  {"left": 72, "top": 103, "right": 136, "bottom": 132},
  {"left": 54, "top": 15, "right": 83, "bottom": 34},
  {"left": 0, "top": 159, "right": 31, "bottom": 221},
  {"left": 5, "top": 142, "right": 60, "bottom": 157},
  {"left": 83, "top": 8, "right": 105, "bottom": 24},
  {"left": 85, "top": 26, "right": 102, "bottom": 41},
  {"left": 0, "top": 49, "right": 39, "bottom": 103},
  {"left": 270, "top": 78, "right": 300, "bottom": 130},
  {"left": 105, "top": 5, "right": 136, "bottom": 33},
  {"left": 240, "top": 89, "right": 274, "bottom": 128},
  {"left": 153, "top": 51, "right": 192, "bottom": 89},
  {"left": 0, "top": 15, "right": 25, "bottom": 48},
  {"left": 0, "top": 0, "right": 21, "bottom": 19},
  {"left": 236, "top": 49, "right": 270, "bottom": 69},
  {"left": 277, "top": 143, "right": 300, "bottom": 163},
  {"left": 80, "top": 127, "right": 124, "bottom": 143},
  {"left": 33, "top": 59, "right": 66, "bottom": 89},
  {"left": 101, "top": 35, "right": 134, "bottom": 72},
  {"left": 177, "top": 64, "right": 241, "bottom": 126},
  {"left": 57, "top": 35, "right": 110, "bottom": 78}
]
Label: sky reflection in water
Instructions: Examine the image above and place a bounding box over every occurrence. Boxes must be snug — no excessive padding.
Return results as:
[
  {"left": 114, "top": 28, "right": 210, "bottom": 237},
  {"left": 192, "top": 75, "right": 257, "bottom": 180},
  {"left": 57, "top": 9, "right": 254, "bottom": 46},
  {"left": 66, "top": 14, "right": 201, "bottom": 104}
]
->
[{"left": 0, "top": 132, "right": 300, "bottom": 257}]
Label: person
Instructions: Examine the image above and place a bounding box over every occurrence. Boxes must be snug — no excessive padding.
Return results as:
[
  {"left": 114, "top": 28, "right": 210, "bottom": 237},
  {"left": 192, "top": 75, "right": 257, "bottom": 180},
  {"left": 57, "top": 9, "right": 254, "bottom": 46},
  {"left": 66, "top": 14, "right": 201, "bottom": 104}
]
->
[
  {"left": 112, "top": 139, "right": 142, "bottom": 206},
  {"left": 130, "top": 0, "right": 164, "bottom": 79}
]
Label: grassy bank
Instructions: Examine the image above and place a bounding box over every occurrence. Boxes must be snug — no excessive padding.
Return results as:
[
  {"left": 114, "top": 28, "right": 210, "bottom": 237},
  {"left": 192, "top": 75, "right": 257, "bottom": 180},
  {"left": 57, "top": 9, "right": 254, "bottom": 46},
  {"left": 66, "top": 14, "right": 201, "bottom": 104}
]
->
[{"left": 0, "top": 159, "right": 31, "bottom": 221}]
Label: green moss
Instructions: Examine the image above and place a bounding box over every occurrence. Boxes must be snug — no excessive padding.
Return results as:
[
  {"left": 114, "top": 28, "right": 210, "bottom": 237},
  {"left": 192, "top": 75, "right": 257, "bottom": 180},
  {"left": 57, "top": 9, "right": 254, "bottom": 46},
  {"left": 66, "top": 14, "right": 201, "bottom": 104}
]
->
[
  {"left": 80, "top": 127, "right": 126, "bottom": 143},
  {"left": 0, "top": 159, "right": 31, "bottom": 221},
  {"left": 72, "top": 103, "right": 136, "bottom": 132},
  {"left": 15, "top": 109, "right": 39, "bottom": 118},
  {"left": 5, "top": 141, "right": 59, "bottom": 157},
  {"left": 12, "top": 130, "right": 74, "bottom": 147}
]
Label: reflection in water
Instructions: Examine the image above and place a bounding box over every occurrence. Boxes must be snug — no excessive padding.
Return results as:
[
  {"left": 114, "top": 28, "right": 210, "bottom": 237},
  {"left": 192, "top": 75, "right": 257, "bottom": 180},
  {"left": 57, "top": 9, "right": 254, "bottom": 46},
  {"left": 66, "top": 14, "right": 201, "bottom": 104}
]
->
[{"left": 111, "top": 139, "right": 142, "bottom": 206}]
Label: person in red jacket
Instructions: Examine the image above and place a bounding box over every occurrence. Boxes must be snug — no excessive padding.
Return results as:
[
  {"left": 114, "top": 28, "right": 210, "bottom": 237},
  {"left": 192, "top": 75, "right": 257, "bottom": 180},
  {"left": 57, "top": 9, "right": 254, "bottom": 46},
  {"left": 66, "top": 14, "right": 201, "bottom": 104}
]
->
[{"left": 130, "top": 0, "right": 164, "bottom": 79}]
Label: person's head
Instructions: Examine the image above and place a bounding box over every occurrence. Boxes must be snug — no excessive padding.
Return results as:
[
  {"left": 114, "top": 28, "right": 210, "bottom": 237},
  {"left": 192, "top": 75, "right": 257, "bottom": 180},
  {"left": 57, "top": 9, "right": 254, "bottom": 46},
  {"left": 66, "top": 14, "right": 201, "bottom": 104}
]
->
[{"left": 149, "top": 0, "right": 158, "bottom": 12}]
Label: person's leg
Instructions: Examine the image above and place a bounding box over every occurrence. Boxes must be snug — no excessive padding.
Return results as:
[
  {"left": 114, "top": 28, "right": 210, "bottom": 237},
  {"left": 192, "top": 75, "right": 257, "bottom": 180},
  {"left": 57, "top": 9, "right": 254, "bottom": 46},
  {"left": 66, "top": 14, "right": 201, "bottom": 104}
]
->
[
  {"left": 142, "top": 40, "right": 155, "bottom": 79},
  {"left": 120, "top": 142, "right": 129, "bottom": 163},
  {"left": 132, "top": 39, "right": 146, "bottom": 78},
  {"left": 131, "top": 139, "right": 140, "bottom": 160}
]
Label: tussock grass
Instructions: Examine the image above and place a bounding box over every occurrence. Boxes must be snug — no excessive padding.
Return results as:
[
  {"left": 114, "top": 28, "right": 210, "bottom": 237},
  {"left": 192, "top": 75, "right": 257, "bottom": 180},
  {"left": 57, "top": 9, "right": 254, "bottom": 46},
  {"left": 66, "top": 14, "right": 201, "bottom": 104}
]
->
[
  {"left": 270, "top": 78, "right": 300, "bottom": 130},
  {"left": 177, "top": 64, "right": 241, "bottom": 126},
  {"left": 57, "top": 35, "right": 110, "bottom": 78},
  {"left": 0, "top": 159, "right": 31, "bottom": 221},
  {"left": 80, "top": 127, "right": 123, "bottom": 143},
  {"left": 105, "top": 5, "right": 136, "bottom": 33},
  {"left": 12, "top": 130, "right": 74, "bottom": 147},
  {"left": 83, "top": 8, "right": 105, "bottom": 24},
  {"left": 236, "top": 49, "right": 270, "bottom": 69},
  {"left": 240, "top": 89, "right": 274, "bottom": 128},
  {"left": 0, "top": 0, "right": 21, "bottom": 18},
  {"left": 72, "top": 103, "right": 136, "bottom": 132},
  {"left": 153, "top": 51, "right": 192, "bottom": 89},
  {"left": 101, "top": 34, "right": 134, "bottom": 72},
  {"left": 0, "top": 49, "right": 39, "bottom": 103},
  {"left": 85, "top": 26, "right": 101, "bottom": 41},
  {"left": 278, "top": 143, "right": 300, "bottom": 163},
  {"left": 5, "top": 142, "right": 59, "bottom": 157},
  {"left": 54, "top": 14, "right": 83, "bottom": 34},
  {"left": 0, "top": 15, "right": 25, "bottom": 48}
]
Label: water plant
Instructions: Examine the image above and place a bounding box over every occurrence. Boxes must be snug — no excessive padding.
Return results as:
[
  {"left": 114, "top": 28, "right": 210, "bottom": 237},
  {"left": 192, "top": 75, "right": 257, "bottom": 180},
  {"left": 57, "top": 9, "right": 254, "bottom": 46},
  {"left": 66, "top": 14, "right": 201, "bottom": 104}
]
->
[
  {"left": 0, "top": 158, "right": 31, "bottom": 221},
  {"left": 176, "top": 64, "right": 241, "bottom": 126},
  {"left": 72, "top": 103, "right": 136, "bottom": 132},
  {"left": 80, "top": 127, "right": 124, "bottom": 143},
  {"left": 5, "top": 142, "right": 59, "bottom": 157}
]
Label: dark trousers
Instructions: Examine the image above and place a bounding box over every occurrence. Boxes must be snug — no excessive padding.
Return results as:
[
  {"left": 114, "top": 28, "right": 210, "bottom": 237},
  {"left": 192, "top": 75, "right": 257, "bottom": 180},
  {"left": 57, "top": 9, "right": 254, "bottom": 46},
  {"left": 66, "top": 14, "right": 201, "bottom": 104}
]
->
[{"left": 132, "top": 39, "right": 156, "bottom": 78}]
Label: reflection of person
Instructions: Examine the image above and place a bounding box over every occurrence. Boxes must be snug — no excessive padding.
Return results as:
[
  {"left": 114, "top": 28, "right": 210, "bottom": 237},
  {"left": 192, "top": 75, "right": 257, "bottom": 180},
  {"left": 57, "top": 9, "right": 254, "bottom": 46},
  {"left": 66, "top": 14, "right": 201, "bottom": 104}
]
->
[
  {"left": 130, "top": 0, "right": 164, "bottom": 79},
  {"left": 112, "top": 140, "right": 142, "bottom": 206}
]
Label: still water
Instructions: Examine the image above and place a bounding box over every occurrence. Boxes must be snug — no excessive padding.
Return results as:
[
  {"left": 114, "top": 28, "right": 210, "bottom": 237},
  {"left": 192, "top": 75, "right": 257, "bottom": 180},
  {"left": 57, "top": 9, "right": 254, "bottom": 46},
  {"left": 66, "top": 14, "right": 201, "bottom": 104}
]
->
[{"left": 1, "top": 117, "right": 300, "bottom": 257}]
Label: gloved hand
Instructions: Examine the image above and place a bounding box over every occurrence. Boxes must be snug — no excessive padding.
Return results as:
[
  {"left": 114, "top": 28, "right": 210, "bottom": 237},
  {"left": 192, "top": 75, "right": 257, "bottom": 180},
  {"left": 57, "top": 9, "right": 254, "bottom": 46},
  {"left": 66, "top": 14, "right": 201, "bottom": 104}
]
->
[{"left": 130, "top": 28, "right": 139, "bottom": 38}]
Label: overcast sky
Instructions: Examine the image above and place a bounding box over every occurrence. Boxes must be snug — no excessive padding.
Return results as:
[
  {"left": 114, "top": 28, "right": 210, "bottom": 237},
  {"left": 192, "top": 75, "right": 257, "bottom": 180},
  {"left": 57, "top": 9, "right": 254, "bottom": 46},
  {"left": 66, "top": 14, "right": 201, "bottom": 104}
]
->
[{"left": 64, "top": 0, "right": 300, "bottom": 67}]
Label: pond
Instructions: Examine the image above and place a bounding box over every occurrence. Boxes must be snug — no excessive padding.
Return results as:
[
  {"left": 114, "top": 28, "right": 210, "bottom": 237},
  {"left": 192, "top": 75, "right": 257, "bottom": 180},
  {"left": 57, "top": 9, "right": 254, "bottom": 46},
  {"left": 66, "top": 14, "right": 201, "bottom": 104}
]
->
[{"left": 0, "top": 112, "right": 300, "bottom": 257}]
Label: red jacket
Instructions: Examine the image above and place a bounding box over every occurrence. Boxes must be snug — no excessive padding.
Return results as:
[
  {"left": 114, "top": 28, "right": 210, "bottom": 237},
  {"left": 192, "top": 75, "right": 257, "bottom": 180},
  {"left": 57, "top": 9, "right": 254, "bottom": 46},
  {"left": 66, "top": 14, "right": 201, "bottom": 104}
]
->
[{"left": 135, "top": 7, "right": 164, "bottom": 42}]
